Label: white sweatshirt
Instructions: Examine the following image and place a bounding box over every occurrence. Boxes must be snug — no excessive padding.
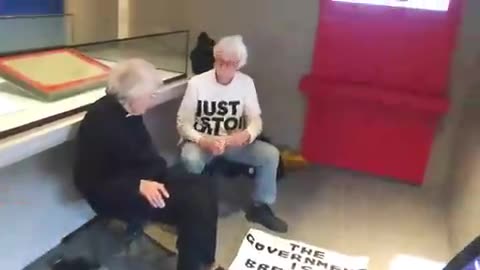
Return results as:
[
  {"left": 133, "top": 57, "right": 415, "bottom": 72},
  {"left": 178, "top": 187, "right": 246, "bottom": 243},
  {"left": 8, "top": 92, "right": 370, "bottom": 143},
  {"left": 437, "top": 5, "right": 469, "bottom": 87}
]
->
[{"left": 177, "top": 70, "right": 263, "bottom": 143}]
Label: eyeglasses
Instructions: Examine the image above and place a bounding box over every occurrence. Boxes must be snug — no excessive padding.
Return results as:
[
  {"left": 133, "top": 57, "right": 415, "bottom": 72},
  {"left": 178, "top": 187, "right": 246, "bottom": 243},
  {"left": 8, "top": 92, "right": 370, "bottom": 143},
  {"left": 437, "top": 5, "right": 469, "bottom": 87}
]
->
[{"left": 215, "top": 59, "right": 239, "bottom": 68}]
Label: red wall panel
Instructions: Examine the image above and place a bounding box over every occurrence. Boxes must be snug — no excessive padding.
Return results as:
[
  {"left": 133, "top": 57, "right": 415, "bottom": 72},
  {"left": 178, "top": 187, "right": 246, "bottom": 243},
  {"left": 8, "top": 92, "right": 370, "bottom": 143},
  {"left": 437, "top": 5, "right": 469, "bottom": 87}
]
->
[{"left": 300, "top": 0, "right": 463, "bottom": 184}]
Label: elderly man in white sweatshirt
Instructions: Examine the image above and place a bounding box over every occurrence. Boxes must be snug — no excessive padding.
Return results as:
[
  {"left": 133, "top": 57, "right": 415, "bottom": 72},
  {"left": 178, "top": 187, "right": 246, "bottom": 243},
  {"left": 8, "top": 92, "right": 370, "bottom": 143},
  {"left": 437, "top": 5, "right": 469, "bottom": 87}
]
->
[{"left": 177, "top": 35, "right": 288, "bottom": 233}]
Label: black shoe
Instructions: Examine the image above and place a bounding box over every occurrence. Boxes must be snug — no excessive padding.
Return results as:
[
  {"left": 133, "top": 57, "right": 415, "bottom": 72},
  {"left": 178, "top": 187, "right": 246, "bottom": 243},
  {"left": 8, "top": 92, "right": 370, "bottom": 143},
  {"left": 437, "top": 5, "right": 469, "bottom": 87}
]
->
[
  {"left": 218, "top": 201, "right": 235, "bottom": 217},
  {"left": 52, "top": 257, "right": 101, "bottom": 270},
  {"left": 202, "top": 264, "right": 225, "bottom": 270},
  {"left": 245, "top": 204, "right": 288, "bottom": 233}
]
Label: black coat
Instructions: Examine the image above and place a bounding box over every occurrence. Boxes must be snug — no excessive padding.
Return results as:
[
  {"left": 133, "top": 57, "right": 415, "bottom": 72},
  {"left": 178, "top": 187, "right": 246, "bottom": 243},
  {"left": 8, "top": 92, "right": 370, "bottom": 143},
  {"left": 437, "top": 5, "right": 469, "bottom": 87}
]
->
[{"left": 73, "top": 95, "right": 167, "bottom": 213}]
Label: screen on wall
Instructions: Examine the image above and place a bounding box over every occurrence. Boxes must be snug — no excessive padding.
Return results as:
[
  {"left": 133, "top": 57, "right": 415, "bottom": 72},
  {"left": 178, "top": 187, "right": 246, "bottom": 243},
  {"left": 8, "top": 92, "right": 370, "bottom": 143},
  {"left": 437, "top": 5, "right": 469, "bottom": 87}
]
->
[
  {"left": 0, "top": 0, "right": 64, "bottom": 15},
  {"left": 332, "top": 0, "right": 450, "bottom": 11}
]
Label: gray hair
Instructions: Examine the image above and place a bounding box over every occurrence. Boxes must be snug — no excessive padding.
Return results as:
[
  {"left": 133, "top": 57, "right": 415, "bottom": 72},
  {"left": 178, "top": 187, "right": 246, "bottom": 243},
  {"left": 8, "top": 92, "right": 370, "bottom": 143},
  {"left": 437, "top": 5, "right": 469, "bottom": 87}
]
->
[
  {"left": 214, "top": 35, "right": 248, "bottom": 69},
  {"left": 106, "top": 58, "right": 163, "bottom": 102}
]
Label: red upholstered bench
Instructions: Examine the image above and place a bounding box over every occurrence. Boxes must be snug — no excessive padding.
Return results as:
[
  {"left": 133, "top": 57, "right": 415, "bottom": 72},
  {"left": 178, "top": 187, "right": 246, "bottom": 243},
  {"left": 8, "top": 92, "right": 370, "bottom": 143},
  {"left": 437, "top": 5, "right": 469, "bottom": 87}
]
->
[
  {"left": 300, "top": 76, "right": 449, "bottom": 184},
  {"left": 299, "top": 0, "right": 463, "bottom": 184},
  {"left": 301, "top": 76, "right": 449, "bottom": 113}
]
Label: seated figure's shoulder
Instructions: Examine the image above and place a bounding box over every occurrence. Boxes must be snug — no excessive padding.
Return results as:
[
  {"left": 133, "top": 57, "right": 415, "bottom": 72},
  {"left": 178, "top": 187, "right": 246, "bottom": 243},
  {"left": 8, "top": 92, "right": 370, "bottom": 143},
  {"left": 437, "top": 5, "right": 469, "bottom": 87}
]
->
[
  {"left": 82, "top": 96, "right": 119, "bottom": 128},
  {"left": 189, "top": 69, "right": 214, "bottom": 85},
  {"left": 85, "top": 97, "right": 109, "bottom": 118},
  {"left": 83, "top": 98, "right": 103, "bottom": 119},
  {"left": 236, "top": 72, "right": 254, "bottom": 84}
]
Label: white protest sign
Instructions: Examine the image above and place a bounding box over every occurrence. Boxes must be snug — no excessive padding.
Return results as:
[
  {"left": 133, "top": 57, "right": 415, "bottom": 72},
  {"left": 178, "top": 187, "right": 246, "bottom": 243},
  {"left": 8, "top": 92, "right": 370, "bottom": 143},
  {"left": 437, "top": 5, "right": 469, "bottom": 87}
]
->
[{"left": 230, "top": 229, "right": 369, "bottom": 270}]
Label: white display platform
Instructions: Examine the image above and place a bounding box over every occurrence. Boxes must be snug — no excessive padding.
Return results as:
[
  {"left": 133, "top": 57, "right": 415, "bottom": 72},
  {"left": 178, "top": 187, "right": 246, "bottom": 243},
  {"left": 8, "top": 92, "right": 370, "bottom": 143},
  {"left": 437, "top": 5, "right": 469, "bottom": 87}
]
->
[
  {"left": 0, "top": 59, "right": 187, "bottom": 169},
  {"left": 0, "top": 59, "right": 181, "bottom": 134}
]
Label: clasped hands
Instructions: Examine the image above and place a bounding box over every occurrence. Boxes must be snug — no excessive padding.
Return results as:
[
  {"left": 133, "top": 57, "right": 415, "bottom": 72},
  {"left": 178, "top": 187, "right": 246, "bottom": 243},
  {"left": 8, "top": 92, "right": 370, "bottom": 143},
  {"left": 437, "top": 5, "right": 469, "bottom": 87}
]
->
[
  {"left": 138, "top": 132, "right": 250, "bottom": 209},
  {"left": 199, "top": 130, "right": 251, "bottom": 155}
]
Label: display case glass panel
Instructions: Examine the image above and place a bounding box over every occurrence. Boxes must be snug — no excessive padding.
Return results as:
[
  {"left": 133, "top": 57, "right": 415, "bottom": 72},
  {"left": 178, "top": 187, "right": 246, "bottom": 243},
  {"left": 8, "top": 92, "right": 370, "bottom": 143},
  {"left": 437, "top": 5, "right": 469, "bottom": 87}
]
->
[
  {"left": 76, "top": 31, "right": 189, "bottom": 76},
  {"left": 0, "top": 14, "right": 73, "bottom": 54},
  {"left": 0, "top": 22, "right": 189, "bottom": 139}
]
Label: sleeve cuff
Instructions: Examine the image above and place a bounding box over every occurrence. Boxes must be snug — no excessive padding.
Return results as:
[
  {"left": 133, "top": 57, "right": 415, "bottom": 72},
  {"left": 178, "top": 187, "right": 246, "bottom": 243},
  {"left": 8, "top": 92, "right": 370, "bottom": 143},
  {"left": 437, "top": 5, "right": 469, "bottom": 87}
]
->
[
  {"left": 190, "top": 132, "right": 203, "bottom": 144},
  {"left": 246, "top": 127, "right": 259, "bottom": 144}
]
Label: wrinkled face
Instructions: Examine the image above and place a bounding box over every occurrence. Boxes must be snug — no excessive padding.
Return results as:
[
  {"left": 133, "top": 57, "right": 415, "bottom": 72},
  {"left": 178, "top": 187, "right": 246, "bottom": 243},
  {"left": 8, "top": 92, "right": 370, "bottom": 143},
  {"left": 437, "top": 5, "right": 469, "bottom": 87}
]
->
[
  {"left": 214, "top": 54, "right": 240, "bottom": 84},
  {"left": 126, "top": 91, "right": 157, "bottom": 116}
]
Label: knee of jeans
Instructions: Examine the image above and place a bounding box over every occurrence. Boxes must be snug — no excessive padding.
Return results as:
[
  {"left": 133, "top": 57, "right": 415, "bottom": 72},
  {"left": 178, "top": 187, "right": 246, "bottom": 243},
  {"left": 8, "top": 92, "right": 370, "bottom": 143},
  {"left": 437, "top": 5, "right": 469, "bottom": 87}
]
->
[
  {"left": 258, "top": 142, "right": 280, "bottom": 165},
  {"left": 181, "top": 150, "right": 206, "bottom": 174}
]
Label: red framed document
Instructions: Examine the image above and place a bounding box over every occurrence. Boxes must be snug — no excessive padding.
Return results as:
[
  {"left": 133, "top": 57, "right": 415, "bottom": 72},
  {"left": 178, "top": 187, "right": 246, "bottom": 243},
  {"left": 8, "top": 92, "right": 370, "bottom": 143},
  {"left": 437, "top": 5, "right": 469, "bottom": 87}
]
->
[{"left": 0, "top": 49, "right": 110, "bottom": 101}]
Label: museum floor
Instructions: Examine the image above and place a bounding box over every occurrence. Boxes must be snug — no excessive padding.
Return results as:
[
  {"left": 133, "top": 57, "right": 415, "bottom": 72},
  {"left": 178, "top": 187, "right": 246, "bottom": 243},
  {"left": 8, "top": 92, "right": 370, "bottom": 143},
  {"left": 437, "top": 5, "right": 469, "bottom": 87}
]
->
[{"left": 24, "top": 163, "right": 452, "bottom": 270}]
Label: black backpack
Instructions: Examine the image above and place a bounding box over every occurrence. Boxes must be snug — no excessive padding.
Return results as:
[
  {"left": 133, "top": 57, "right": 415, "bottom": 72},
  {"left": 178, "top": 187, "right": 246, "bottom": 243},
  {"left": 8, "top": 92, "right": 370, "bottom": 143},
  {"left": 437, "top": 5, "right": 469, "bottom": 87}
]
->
[{"left": 190, "top": 32, "right": 215, "bottom": 74}]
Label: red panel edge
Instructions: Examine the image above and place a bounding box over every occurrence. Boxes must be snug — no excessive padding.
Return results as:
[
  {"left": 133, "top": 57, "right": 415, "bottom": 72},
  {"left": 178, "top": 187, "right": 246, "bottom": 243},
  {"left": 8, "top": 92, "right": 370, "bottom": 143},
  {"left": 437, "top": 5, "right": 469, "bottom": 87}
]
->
[{"left": 299, "top": 74, "right": 450, "bottom": 115}]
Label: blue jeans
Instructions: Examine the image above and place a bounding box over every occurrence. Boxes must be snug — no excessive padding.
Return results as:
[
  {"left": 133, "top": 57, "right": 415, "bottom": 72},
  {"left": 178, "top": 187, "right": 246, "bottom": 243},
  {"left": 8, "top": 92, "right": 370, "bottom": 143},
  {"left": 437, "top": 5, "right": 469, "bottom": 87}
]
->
[{"left": 180, "top": 140, "right": 279, "bottom": 205}]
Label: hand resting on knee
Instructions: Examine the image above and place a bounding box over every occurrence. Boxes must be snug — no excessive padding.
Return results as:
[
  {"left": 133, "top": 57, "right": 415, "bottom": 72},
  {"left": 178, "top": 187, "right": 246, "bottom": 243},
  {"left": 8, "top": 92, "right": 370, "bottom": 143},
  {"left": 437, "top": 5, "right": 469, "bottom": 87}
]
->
[{"left": 139, "top": 180, "right": 170, "bottom": 208}]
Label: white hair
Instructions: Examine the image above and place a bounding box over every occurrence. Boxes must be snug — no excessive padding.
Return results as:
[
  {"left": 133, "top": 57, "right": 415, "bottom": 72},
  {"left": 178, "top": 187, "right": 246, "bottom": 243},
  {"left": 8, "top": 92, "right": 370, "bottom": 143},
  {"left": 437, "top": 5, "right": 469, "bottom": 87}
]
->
[
  {"left": 214, "top": 35, "right": 248, "bottom": 69},
  {"left": 106, "top": 58, "right": 163, "bottom": 101}
]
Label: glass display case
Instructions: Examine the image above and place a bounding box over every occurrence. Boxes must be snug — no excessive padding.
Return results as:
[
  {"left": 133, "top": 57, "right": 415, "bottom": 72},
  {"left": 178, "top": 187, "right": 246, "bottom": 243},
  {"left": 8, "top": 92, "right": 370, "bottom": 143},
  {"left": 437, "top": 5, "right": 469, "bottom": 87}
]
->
[
  {"left": 76, "top": 32, "right": 189, "bottom": 79},
  {"left": 0, "top": 14, "right": 189, "bottom": 139},
  {"left": 0, "top": 14, "right": 73, "bottom": 54}
]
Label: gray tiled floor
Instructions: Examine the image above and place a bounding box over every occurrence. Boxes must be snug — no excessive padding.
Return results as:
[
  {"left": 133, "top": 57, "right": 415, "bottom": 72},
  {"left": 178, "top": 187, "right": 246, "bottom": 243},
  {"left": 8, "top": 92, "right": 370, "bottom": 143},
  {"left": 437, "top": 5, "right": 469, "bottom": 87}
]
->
[
  {"left": 212, "top": 167, "right": 451, "bottom": 270},
  {"left": 26, "top": 166, "right": 451, "bottom": 270}
]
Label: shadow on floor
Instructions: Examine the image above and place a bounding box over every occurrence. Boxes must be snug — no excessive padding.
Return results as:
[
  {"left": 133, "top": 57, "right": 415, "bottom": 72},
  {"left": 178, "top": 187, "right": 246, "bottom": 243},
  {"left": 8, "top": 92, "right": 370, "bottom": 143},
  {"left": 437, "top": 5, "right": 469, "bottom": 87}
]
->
[
  {"left": 23, "top": 219, "right": 177, "bottom": 270},
  {"left": 23, "top": 174, "right": 253, "bottom": 270}
]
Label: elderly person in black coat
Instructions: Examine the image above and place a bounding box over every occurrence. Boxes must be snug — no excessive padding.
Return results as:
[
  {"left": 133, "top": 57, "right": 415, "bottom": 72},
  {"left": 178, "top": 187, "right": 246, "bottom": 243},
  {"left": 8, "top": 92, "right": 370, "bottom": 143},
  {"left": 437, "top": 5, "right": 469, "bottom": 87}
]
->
[{"left": 73, "top": 59, "right": 222, "bottom": 270}]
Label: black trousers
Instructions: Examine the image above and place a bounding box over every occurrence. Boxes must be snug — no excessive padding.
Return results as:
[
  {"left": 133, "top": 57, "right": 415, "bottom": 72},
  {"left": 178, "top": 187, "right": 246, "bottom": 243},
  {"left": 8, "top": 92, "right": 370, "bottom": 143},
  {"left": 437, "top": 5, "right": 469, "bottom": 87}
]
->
[{"left": 84, "top": 171, "right": 218, "bottom": 270}]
